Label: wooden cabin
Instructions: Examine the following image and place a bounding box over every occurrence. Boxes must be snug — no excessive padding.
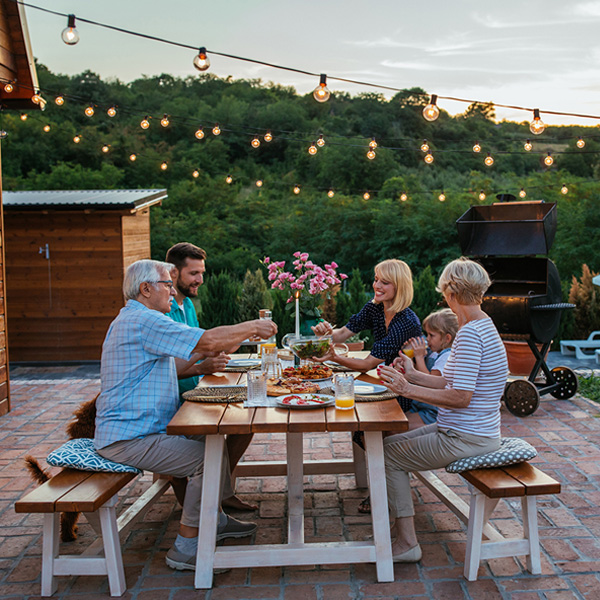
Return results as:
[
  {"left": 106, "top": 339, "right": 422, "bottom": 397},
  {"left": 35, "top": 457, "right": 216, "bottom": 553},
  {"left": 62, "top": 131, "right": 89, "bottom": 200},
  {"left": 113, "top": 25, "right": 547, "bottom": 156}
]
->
[
  {"left": 3, "top": 189, "right": 166, "bottom": 362},
  {"left": 0, "top": 0, "right": 44, "bottom": 414}
]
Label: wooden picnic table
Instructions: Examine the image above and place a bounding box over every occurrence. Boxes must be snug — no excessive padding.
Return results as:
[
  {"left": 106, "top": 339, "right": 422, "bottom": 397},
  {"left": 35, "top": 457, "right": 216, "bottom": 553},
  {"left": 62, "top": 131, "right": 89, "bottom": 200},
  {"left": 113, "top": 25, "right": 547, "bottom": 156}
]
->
[{"left": 166, "top": 359, "right": 407, "bottom": 588}]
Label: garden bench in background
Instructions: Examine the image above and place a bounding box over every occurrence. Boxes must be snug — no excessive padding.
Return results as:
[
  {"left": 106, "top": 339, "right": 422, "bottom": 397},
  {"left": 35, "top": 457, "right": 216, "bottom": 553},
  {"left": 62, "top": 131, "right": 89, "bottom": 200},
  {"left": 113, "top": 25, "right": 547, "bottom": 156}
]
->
[{"left": 560, "top": 331, "right": 600, "bottom": 360}]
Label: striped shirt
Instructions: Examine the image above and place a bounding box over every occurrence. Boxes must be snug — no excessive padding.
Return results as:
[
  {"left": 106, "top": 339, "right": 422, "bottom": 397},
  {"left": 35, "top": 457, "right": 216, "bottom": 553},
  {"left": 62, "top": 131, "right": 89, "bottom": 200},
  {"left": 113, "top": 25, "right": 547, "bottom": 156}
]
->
[
  {"left": 437, "top": 318, "right": 507, "bottom": 438},
  {"left": 94, "top": 300, "right": 203, "bottom": 450}
]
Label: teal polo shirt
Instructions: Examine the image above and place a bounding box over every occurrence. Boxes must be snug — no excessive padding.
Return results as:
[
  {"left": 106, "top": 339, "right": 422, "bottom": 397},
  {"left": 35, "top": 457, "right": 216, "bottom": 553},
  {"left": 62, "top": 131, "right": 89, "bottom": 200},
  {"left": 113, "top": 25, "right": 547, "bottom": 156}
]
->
[{"left": 165, "top": 296, "right": 201, "bottom": 397}]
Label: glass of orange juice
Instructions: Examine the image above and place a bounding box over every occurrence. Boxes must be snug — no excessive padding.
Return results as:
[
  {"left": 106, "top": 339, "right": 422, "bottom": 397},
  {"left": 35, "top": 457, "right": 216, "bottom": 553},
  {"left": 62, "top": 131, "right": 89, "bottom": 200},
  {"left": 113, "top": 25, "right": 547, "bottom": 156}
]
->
[
  {"left": 334, "top": 373, "right": 355, "bottom": 410},
  {"left": 402, "top": 346, "right": 414, "bottom": 359}
]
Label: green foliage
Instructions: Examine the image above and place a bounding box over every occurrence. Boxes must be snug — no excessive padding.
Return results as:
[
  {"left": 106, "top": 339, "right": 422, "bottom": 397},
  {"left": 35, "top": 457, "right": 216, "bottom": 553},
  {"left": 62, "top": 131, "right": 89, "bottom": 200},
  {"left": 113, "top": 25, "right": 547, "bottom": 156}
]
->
[
  {"left": 578, "top": 375, "right": 600, "bottom": 404},
  {"left": 411, "top": 266, "right": 439, "bottom": 323},
  {"left": 335, "top": 290, "right": 352, "bottom": 328},
  {"left": 238, "top": 269, "right": 273, "bottom": 322},
  {"left": 568, "top": 264, "right": 600, "bottom": 339},
  {"left": 348, "top": 269, "right": 369, "bottom": 315},
  {"left": 270, "top": 288, "right": 295, "bottom": 345},
  {"left": 197, "top": 272, "right": 241, "bottom": 328}
]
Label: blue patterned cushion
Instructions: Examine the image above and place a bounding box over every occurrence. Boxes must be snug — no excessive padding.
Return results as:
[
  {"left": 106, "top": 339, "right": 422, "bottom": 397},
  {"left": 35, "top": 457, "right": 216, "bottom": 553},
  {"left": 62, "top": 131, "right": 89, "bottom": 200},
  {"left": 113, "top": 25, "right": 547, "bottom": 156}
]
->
[
  {"left": 47, "top": 438, "right": 141, "bottom": 474},
  {"left": 445, "top": 437, "right": 537, "bottom": 473}
]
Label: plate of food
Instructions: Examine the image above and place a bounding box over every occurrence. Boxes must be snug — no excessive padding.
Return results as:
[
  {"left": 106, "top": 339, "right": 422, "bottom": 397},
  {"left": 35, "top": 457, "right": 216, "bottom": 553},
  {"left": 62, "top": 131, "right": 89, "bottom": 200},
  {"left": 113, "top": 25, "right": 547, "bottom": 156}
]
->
[
  {"left": 276, "top": 393, "right": 335, "bottom": 409},
  {"left": 282, "top": 365, "right": 333, "bottom": 381},
  {"left": 354, "top": 382, "right": 388, "bottom": 395},
  {"left": 267, "top": 377, "right": 321, "bottom": 396},
  {"left": 227, "top": 358, "right": 261, "bottom": 368}
]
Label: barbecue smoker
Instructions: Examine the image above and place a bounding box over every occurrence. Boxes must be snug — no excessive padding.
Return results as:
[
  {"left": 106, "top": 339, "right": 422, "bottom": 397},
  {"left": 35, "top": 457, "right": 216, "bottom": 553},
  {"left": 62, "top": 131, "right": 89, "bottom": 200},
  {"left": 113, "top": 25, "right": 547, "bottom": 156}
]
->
[{"left": 456, "top": 198, "right": 578, "bottom": 417}]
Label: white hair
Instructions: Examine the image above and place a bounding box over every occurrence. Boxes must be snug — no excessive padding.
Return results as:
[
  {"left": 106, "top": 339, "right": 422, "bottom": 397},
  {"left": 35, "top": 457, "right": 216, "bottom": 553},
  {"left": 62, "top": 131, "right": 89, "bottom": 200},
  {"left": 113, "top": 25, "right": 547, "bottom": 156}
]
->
[{"left": 123, "top": 259, "right": 174, "bottom": 301}]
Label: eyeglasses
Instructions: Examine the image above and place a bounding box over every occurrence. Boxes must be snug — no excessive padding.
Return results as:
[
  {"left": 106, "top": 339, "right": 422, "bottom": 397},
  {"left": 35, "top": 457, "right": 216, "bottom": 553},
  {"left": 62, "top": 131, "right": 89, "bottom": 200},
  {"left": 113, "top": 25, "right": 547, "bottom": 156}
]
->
[{"left": 153, "top": 280, "right": 174, "bottom": 289}]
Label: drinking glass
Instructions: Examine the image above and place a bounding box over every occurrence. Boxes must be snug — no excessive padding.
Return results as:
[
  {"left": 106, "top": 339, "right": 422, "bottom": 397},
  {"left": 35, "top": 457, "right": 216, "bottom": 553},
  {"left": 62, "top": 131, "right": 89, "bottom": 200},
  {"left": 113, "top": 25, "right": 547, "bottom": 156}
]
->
[
  {"left": 246, "top": 370, "right": 267, "bottom": 407},
  {"left": 261, "top": 344, "right": 282, "bottom": 379},
  {"left": 334, "top": 373, "right": 355, "bottom": 410}
]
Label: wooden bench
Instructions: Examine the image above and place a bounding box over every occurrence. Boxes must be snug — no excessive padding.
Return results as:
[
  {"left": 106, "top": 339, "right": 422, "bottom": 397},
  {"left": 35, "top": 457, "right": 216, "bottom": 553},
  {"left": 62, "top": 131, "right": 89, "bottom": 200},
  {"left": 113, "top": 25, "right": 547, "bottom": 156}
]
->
[
  {"left": 15, "top": 469, "right": 170, "bottom": 597},
  {"left": 414, "top": 462, "right": 560, "bottom": 581}
]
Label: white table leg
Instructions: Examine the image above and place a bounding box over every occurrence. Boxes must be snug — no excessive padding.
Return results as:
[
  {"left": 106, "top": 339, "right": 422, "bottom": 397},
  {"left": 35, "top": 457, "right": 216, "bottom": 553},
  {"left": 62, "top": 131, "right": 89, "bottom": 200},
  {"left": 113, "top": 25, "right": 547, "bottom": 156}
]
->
[
  {"left": 286, "top": 432, "right": 304, "bottom": 545},
  {"left": 195, "top": 434, "right": 225, "bottom": 589},
  {"left": 364, "top": 431, "right": 393, "bottom": 582}
]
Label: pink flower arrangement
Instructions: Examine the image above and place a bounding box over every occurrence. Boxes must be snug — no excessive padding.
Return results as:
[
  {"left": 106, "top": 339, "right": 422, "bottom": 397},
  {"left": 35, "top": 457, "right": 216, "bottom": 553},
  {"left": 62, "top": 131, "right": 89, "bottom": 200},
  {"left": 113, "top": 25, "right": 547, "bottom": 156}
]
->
[{"left": 263, "top": 252, "right": 347, "bottom": 317}]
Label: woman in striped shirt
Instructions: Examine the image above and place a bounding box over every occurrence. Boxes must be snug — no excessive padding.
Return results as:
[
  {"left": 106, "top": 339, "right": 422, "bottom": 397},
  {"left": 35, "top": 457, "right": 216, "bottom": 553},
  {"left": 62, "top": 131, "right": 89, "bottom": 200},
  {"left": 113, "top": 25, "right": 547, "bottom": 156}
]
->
[{"left": 378, "top": 257, "right": 508, "bottom": 563}]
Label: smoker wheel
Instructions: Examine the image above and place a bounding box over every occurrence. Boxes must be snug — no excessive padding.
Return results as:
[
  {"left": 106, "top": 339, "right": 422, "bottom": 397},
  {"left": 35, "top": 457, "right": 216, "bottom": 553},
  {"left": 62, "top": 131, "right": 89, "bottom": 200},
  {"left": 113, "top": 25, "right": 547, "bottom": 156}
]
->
[
  {"left": 503, "top": 380, "right": 540, "bottom": 417},
  {"left": 549, "top": 367, "right": 579, "bottom": 399}
]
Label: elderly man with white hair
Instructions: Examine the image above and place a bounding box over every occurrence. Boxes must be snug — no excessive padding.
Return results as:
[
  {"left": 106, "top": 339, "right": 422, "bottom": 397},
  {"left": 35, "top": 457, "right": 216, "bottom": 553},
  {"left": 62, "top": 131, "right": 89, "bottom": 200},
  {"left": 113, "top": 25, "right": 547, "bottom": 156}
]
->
[{"left": 94, "top": 259, "right": 277, "bottom": 572}]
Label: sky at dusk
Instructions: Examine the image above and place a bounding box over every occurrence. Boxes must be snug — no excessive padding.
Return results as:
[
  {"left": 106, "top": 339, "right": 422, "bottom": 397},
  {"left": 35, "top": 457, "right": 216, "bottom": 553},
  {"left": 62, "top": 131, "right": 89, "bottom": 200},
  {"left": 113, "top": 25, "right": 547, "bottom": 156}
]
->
[{"left": 21, "top": 0, "right": 600, "bottom": 127}]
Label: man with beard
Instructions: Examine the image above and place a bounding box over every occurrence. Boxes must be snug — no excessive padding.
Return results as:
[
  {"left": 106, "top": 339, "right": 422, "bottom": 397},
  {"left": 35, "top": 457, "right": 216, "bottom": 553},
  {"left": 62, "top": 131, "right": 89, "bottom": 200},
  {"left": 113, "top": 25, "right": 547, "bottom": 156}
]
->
[{"left": 165, "top": 242, "right": 256, "bottom": 511}]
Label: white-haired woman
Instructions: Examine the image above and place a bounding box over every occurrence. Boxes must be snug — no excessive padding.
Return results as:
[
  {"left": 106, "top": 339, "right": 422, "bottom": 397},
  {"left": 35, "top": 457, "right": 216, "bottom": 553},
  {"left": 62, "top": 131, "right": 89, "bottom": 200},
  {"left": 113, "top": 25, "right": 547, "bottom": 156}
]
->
[{"left": 378, "top": 257, "right": 507, "bottom": 562}]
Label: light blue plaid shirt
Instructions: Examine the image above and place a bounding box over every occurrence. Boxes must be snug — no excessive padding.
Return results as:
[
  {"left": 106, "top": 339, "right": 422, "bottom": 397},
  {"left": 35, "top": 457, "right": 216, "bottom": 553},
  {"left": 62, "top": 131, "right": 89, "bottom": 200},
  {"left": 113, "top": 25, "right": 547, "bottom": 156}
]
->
[{"left": 94, "top": 299, "right": 203, "bottom": 450}]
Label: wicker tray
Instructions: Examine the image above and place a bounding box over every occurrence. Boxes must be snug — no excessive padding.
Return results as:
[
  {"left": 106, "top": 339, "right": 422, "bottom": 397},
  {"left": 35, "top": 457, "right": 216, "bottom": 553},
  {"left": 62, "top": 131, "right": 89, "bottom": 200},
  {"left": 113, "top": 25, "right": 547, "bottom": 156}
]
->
[
  {"left": 182, "top": 386, "right": 246, "bottom": 403},
  {"left": 319, "top": 386, "right": 398, "bottom": 402}
]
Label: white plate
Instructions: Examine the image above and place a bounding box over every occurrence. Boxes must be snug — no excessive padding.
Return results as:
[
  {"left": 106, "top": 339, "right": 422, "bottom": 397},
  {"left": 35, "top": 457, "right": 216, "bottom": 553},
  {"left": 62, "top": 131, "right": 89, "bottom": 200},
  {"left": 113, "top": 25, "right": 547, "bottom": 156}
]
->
[
  {"left": 227, "top": 359, "right": 261, "bottom": 368},
  {"left": 354, "top": 382, "right": 387, "bottom": 395},
  {"left": 276, "top": 393, "right": 335, "bottom": 409}
]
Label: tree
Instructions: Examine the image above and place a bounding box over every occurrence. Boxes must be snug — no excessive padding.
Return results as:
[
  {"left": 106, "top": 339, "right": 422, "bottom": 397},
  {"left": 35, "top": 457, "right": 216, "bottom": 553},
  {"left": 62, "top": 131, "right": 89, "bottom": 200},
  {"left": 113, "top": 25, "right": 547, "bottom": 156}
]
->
[
  {"left": 197, "top": 272, "right": 241, "bottom": 328},
  {"left": 568, "top": 264, "right": 600, "bottom": 339},
  {"left": 238, "top": 269, "right": 273, "bottom": 322}
]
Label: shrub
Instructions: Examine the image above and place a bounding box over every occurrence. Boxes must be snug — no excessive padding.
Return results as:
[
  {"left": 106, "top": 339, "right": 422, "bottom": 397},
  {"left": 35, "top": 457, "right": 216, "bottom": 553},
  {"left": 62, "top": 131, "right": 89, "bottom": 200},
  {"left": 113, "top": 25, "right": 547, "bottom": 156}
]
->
[
  {"left": 197, "top": 271, "right": 241, "bottom": 328},
  {"left": 568, "top": 264, "right": 600, "bottom": 339},
  {"left": 238, "top": 268, "right": 273, "bottom": 323}
]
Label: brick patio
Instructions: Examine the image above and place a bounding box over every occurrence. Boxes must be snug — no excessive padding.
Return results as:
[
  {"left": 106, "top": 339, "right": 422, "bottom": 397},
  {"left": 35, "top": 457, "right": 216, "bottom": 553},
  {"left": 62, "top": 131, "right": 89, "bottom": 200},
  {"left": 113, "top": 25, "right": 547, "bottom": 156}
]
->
[{"left": 1, "top": 366, "right": 600, "bottom": 600}]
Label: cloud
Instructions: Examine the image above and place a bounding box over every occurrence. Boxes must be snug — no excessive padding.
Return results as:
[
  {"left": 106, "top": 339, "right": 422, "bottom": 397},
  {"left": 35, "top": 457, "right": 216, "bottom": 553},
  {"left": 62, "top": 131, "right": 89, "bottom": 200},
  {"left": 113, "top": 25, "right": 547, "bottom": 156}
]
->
[{"left": 573, "top": 1, "right": 600, "bottom": 17}]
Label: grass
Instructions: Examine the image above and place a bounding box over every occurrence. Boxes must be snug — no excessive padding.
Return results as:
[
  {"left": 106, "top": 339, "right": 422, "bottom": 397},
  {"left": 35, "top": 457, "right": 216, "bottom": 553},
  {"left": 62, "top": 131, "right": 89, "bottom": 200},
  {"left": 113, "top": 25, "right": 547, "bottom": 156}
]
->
[{"left": 578, "top": 375, "right": 600, "bottom": 404}]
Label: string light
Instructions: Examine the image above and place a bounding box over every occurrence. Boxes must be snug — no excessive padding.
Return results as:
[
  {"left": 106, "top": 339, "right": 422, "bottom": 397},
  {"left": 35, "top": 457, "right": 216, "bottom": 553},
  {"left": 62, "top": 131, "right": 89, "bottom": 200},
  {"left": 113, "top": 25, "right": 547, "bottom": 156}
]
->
[
  {"left": 212, "top": 124, "right": 221, "bottom": 135},
  {"left": 472, "top": 142, "right": 481, "bottom": 153},
  {"left": 251, "top": 136, "right": 261, "bottom": 148},
  {"left": 366, "top": 149, "right": 376, "bottom": 160},
  {"left": 195, "top": 128, "right": 205, "bottom": 139},
  {"left": 61, "top": 14, "right": 80, "bottom": 45},
  {"left": 192, "top": 169, "right": 200, "bottom": 178},
  {"left": 530, "top": 108, "right": 545, "bottom": 135},
  {"left": 160, "top": 161, "right": 168, "bottom": 171},
  {"left": 256, "top": 179, "right": 263, "bottom": 187},
  {"left": 20, "top": 113, "right": 27, "bottom": 121},
  {"left": 484, "top": 153, "right": 494, "bottom": 167},
  {"left": 327, "top": 189, "right": 335, "bottom": 198},
  {"left": 561, "top": 183, "right": 568, "bottom": 194},
  {"left": 524, "top": 139, "right": 533, "bottom": 151},
  {"left": 73, "top": 134, "right": 81, "bottom": 143},
  {"left": 313, "top": 74, "right": 330, "bottom": 102},
  {"left": 193, "top": 47, "right": 210, "bottom": 71},
  {"left": 101, "top": 144, "right": 110, "bottom": 153},
  {"left": 225, "top": 175, "right": 233, "bottom": 184},
  {"left": 519, "top": 188, "right": 526, "bottom": 198},
  {"left": 129, "top": 153, "right": 137, "bottom": 161},
  {"left": 55, "top": 95, "right": 65, "bottom": 106},
  {"left": 438, "top": 191, "right": 446, "bottom": 202},
  {"left": 400, "top": 193, "right": 408, "bottom": 202},
  {"left": 363, "top": 192, "right": 370, "bottom": 200},
  {"left": 478, "top": 190, "right": 486, "bottom": 201},
  {"left": 3, "top": 82, "right": 13, "bottom": 93},
  {"left": 424, "top": 152, "right": 434, "bottom": 164},
  {"left": 264, "top": 131, "right": 273, "bottom": 142},
  {"left": 84, "top": 104, "right": 95, "bottom": 117},
  {"left": 293, "top": 185, "right": 301, "bottom": 194},
  {"left": 423, "top": 94, "right": 440, "bottom": 122},
  {"left": 420, "top": 139, "right": 430, "bottom": 153},
  {"left": 308, "top": 142, "right": 318, "bottom": 155},
  {"left": 576, "top": 137, "right": 585, "bottom": 148},
  {"left": 140, "top": 116, "right": 150, "bottom": 129},
  {"left": 107, "top": 105, "right": 117, "bottom": 117},
  {"left": 317, "top": 134, "right": 325, "bottom": 147},
  {"left": 160, "top": 114, "right": 170, "bottom": 127},
  {"left": 544, "top": 152, "right": 554, "bottom": 166},
  {"left": 31, "top": 91, "right": 42, "bottom": 104},
  {"left": 43, "top": 125, "right": 50, "bottom": 133},
  {"left": 0, "top": 130, "right": 7, "bottom": 140}
]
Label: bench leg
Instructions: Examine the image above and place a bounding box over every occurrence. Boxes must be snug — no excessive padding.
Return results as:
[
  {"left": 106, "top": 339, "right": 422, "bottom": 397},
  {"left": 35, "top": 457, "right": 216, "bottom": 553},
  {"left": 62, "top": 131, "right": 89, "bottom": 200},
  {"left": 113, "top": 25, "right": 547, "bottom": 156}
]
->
[
  {"left": 99, "top": 500, "right": 126, "bottom": 597},
  {"left": 41, "top": 513, "right": 60, "bottom": 596},
  {"left": 464, "top": 490, "right": 486, "bottom": 581},
  {"left": 83, "top": 511, "right": 102, "bottom": 536},
  {"left": 522, "top": 495, "right": 541, "bottom": 575}
]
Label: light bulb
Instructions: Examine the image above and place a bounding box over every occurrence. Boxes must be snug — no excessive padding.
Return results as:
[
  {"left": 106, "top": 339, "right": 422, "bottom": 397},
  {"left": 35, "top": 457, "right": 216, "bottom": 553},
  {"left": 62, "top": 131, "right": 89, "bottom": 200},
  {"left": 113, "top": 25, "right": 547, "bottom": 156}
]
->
[
  {"left": 369, "top": 138, "right": 378, "bottom": 150},
  {"left": 544, "top": 152, "right": 554, "bottom": 166},
  {"left": 140, "top": 116, "right": 150, "bottom": 129},
  {"left": 313, "top": 74, "right": 330, "bottom": 102},
  {"left": 576, "top": 137, "right": 585, "bottom": 149},
  {"left": 327, "top": 189, "right": 335, "bottom": 198},
  {"left": 529, "top": 109, "right": 545, "bottom": 135},
  {"left": 84, "top": 104, "right": 94, "bottom": 117},
  {"left": 473, "top": 142, "right": 481, "bottom": 153},
  {"left": 160, "top": 114, "right": 170, "bottom": 128},
  {"left": 420, "top": 140, "right": 429, "bottom": 153},
  {"left": 478, "top": 190, "right": 486, "bottom": 201},
  {"left": 61, "top": 14, "right": 79, "bottom": 45},
  {"left": 101, "top": 144, "right": 110, "bottom": 153},
  {"left": 423, "top": 94, "right": 440, "bottom": 122},
  {"left": 367, "top": 149, "right": 376, "bottom": 160},
  {"left": 193, "top": 47, "right": 210, "bottom": 71},
  {"left": 519, "top": 188, "right": 526, "bottom": 198},
  {"left": 0, "top": 130, "right": 7, "bottom": 139},
  {"left": 195, "top": 128, "right": 205, "bottom": 140},
  {"left": 439, "top": 192, "right": 446, "bottom": 202},
  {"left": 3, "top": 82, "right": 13, "bottom": 93},
  {"left": 160, "top": 161, "right": 168, "bottom": 171},
  {"left": 251, "top": 137, "right": 260, "bottom": 148},
  {"left": 308, "top": 142, "right": 318, "bottom": 155},
  {"left": 424, "top": 152, "right": 434, "bottom": 164},
  {"left": 524, "top": 139, "right": 533, "bottom": 151},
  {"left": 225, "top": 175, "right": 233, "bottom": 184},
  {"left": 212, "top": 124, "right": 221, "bottom": 136},
  {"left": 31, "top": 92, "right": 42, "bottom": 104},
  {"left": 20, "top": 113, "right": 27, "bottom": 121},
  {"left": 107, "top": 106, "right": 117, "bottom": 117},
  {"left": 317, "top": 134, "right": 325, "bottom": 147},
  {"left": 561, "top": 184, "right": 568, "bottom": 195},
  {"left": 484, "top": 153, "right": 494, "bottom": 167},
  {"left": 293, "top": 185, "right": 301, "bottom": 195},
  {"left": 264, "top": 131, "right": 273, "bottom": 142},
  {"left": 73, "top": 135, "right": 81, "bottom": 143},
  {"left": 256, "top": 179, "right": 263, "bottom": 187},
  {"left": 43, "top": 125, "right": 50, "bottom": 133},
  {"left": 400, "top": 193, "right": 408, "bottom": 202},
  {"left": 55, "top": 95, "right": 65, "bottom": 106},
  {"left": 192, "top": 170, "right": 200, "bottom": 178},
  {"left": 129, "top": 153, "right": 137, "bottom": 162},
  {"left": 363, "top": 192, "right": 370, "bottom": 200}
]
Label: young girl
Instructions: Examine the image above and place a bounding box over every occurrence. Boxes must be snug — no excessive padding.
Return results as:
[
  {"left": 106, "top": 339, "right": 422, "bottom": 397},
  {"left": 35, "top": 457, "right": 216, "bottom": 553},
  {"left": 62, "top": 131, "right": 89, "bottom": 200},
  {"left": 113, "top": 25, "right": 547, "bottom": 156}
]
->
[{"left": 403, "top": 308, "right": 458, "bottom": 426}]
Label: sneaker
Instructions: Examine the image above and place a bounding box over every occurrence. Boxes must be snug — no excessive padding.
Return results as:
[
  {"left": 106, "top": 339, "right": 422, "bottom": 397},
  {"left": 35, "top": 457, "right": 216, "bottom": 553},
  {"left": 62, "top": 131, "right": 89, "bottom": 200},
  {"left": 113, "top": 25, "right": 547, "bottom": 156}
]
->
[
  {"left": 216, "top": 515, "right": 257, "bottom": 541},
  {"left": 165, "top": 546, "right": 229, "bottom": 574}
]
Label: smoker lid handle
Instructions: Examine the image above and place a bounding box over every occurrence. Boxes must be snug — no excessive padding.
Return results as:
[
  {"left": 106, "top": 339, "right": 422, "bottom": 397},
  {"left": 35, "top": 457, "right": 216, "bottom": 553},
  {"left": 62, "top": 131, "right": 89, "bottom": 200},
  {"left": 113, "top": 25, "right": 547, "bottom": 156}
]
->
[{"left": 530, "top": 303, "right": 576, "bottom": 310}]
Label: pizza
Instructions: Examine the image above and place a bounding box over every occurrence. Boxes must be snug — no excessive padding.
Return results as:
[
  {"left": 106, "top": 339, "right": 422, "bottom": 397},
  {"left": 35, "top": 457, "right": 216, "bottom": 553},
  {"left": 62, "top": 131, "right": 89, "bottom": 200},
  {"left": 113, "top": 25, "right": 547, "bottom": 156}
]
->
[
  {"left": 267, "top": 377, "right": 321, "bottom": 396},
  {"left": 282, "top": 365, "right": 333, "bottom": 380}
]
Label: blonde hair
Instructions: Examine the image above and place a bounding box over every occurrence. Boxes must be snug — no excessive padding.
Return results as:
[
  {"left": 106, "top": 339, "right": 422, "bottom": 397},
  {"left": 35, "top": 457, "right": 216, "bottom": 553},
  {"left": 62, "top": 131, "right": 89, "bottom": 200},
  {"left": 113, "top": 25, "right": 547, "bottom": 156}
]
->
[
  {"left": 423, "top": 308, "right": 459, "bottom": 343},
  {"left": 373, "top": 259, "right": 413, "bottom": 314},
  {"left": 437, "top": 257, "right": 491, "bottom": 305}
]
